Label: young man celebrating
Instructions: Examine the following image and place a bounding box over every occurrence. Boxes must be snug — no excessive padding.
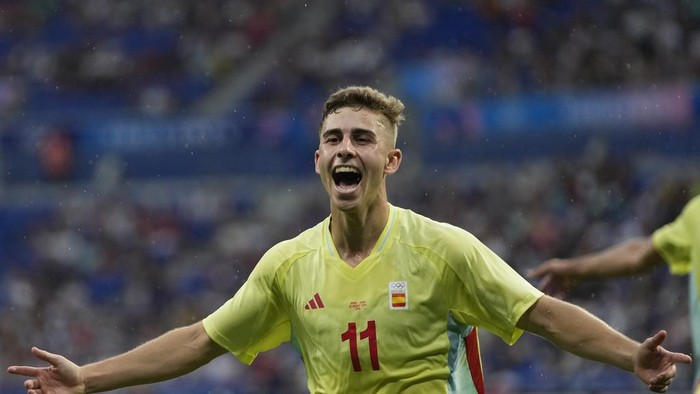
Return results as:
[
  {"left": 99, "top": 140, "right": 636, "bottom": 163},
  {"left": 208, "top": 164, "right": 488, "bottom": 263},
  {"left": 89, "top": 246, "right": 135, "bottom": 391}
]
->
[{"left": 7, "top": 86, "right": 692, "bottom": 393}]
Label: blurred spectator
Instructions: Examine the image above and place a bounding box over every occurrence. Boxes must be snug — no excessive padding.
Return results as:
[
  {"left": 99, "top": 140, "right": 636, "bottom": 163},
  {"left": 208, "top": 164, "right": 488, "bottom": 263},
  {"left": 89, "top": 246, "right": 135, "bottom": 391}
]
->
[{"left": 38, "top": 128, "right": 75, "bottom": 181}]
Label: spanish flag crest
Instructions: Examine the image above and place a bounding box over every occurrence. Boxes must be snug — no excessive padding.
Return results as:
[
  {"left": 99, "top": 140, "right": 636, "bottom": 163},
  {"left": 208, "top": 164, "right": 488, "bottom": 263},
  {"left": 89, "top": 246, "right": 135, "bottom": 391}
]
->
[{"left": 389, "top": 281, "right": 408, "bottom": 310}]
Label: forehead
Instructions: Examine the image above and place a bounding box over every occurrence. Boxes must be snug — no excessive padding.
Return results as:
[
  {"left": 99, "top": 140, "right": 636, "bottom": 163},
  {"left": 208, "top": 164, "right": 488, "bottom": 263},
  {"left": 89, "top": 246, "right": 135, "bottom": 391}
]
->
[{"left": 322, "top": 107, "right": 387, "bottom": 133}]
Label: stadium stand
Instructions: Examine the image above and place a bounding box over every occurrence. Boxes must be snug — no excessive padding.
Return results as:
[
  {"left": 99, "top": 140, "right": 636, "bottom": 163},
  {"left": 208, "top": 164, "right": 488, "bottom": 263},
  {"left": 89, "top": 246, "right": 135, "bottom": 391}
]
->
[{"left": 1, "top": 1, "right": 699, "bottom": 392}]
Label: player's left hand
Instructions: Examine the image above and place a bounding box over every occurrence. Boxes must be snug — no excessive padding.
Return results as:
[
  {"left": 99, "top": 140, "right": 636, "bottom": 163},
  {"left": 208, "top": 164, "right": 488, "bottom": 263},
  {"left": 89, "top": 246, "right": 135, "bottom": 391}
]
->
[{"left": 634, "top": 330, "right": 692, "bottom": 393}]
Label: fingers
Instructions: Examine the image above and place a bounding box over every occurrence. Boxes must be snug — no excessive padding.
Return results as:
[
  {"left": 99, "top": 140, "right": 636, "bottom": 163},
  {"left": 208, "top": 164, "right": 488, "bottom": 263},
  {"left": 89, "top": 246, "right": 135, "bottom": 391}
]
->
[
  {"left": 648, "top": 373, "right": 673, "bottom": 393},
  {"left": 538, "top": 276, "right": 558, "bottom": 296},
  {"left": 25, "top": 378, "right": 41, "bottom": 390},
  {"left": 7, "top": 366, "right": 40, "bottom": 377},
  {"left": 644, "top": 330, "right": 667, "bottom": 350},
  {"left": 650, "top": 368, "right": 675, "bottom": 386},
  {"left": 533, "top": 275, "right": 567, "bottom": 299},
  {"left": 649, "top": 385, "right": 669, "bottom": 393},
  {"left": 536, "top": 274, "right": 551, "bottom": 289},
  {"left": 6, "top": 347, "right": 60, "bottom": 378},
  {"left": 643, "top": 330, "right": 692, "bottom": 362},
  {"left": 31, "top": 347, "right": 61, "bottom": 366},
  {"left": 23, "top": 377, "right": 45, "bottom": 394},
  {"left": 668, "top": 351, "right": 693, "bottom": 364},
  {"left": 648, "top": 377, "right": 672, "bottom": 393},
  {"left": 526, "top": 263, "right": 552, "bottom": 279},
  {"left": 526, "top": 267, "right": 542, "bottom": 279}
]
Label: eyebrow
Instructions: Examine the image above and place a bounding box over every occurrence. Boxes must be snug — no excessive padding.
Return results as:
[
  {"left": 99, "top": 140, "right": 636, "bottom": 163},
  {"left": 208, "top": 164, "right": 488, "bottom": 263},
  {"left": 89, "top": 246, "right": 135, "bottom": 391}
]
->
[{"left": 322, "top": 127, "right": 375, "bottom": 137}]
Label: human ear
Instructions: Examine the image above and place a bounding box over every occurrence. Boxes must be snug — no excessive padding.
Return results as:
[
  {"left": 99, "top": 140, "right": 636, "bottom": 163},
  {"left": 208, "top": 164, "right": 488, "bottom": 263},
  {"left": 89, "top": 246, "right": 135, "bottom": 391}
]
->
[
  {"left": 314, "top": 150, "right": 321, "bottom": 175},
  {"left": 384, "top": 149, "right": 402, "bottom": 175}
]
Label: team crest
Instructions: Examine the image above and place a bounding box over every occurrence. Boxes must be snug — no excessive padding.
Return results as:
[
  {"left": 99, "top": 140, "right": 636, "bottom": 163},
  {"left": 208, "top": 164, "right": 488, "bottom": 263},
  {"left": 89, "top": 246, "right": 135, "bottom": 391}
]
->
[{"left": 389, "top": 281, "right": 408, "bottom": 310}]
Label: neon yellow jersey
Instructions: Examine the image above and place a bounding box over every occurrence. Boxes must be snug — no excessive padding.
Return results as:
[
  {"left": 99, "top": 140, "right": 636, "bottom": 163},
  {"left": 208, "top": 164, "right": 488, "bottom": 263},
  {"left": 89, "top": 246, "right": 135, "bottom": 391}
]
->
[
  {"left": 203, "top": 205, "right": 543, "bottom": 393},
  {"left": 652, "top": 195, "right": 700, "bottom": 277},
  {"left": 652, "top": 194, "right": 700, "bottom": 387}
]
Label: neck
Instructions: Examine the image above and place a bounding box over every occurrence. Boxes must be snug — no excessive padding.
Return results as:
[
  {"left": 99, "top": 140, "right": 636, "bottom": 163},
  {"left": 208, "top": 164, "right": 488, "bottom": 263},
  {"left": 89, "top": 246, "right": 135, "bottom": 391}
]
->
[{"left": 330, "top": 201, "right": 390, "bottom": 267}]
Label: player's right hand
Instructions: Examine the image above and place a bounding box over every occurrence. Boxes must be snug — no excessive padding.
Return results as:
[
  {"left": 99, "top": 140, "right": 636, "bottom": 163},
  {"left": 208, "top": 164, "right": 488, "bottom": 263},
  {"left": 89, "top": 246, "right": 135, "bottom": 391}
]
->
[
  {"left": 527, "top": 258, "right": 579, "bottom": 299},
  {"left": 7, "top": 347, "right": 85, "bottom": 394}
]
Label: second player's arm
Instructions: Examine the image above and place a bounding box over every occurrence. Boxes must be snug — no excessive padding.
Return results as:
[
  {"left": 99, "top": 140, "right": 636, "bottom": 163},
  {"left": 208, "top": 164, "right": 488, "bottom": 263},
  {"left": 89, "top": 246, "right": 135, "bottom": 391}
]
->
[
  {"left": 82, "top": 321, "right": 226, "bottom": 392},
  {"left": 528, "top": 237, "right": 665, "bottom": 297},
  {"left": 563, "top": 237, "right": 663, "bottom": 278}
]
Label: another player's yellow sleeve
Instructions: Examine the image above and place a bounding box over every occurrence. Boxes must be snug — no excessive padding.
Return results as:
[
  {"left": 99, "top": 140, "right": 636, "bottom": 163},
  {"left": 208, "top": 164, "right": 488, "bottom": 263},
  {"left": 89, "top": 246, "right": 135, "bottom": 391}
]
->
[
  {"left": 652, "top": 196, "right": 700, "bottom": 275},
  {"left": 438, "top": 226, "right": 543, "bottom": 345},
  {"left": 202, "top": 248, "right": 291, "bottom": 365}
]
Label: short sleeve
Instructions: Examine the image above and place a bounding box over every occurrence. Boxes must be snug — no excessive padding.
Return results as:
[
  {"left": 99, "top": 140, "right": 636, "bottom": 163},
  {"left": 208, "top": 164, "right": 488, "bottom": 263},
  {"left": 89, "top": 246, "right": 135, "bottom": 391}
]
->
[
  {"left": 652, "top": 197, "right": 700, "bottom": 275},
  {"left": 440, "top": 228, "right": 543, "bottom": 345},
  {"left": 203, "top": 248, "right": 291, "bottom": 365}
]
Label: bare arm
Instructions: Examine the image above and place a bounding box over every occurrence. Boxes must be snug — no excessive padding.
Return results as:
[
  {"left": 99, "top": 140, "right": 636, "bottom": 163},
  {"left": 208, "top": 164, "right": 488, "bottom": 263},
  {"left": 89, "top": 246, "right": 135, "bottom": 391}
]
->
[
  {"left": 528, "top": 237, "right": 665, "bottom": 298},
  {"left": 517, "top": 295, "right": 691, "bottom": 392},
  {"left": 82, "top": 321, "right": 226, "bottom": 392},
  {"left": 517, "top": 295, "right": 637, "bottom": 370},
  {"left": 8, "top": 321, "right": 227, "bottom": 393}
]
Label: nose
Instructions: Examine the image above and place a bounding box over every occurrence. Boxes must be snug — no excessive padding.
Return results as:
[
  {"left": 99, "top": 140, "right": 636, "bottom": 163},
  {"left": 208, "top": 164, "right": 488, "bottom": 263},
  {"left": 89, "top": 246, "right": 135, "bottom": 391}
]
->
[{"left": 336, "top": 138, "right": 357, "bottom": 159}]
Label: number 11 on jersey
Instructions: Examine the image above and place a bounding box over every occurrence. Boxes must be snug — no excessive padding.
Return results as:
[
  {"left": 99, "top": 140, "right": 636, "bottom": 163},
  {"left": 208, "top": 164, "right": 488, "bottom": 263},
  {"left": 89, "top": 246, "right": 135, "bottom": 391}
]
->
[{"left": 340, "top": 320, "right": 380, "bottom": 371}]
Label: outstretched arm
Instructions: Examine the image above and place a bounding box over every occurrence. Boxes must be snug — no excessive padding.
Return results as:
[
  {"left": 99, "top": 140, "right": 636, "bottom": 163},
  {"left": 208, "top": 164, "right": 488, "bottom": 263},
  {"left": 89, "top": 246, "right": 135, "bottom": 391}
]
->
[
  {"left": 527, "top": 237, "right": 664, "bottom": 298},
  {"left": 7, "top": 321, "right": 226, "bottom": 394},
  {"left": 517, "top": 295, "right": 691, "bottom": 393}
]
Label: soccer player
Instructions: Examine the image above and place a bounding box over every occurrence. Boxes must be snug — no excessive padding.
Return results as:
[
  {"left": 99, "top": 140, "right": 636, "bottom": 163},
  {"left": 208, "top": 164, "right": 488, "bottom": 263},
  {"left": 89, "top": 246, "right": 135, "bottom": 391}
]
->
[
  {"left": 7, "top": 86, "right": 692, "bottom": 393},
  {"left": 529, "top": 194, "right": 700, "bottom": 392}
]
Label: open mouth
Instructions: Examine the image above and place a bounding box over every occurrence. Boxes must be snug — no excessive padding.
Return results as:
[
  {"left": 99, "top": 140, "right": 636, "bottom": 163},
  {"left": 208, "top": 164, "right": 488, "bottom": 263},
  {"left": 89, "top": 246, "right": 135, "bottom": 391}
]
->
[{"left": 332, "top": 166, "right": 362, "bottom": 189}]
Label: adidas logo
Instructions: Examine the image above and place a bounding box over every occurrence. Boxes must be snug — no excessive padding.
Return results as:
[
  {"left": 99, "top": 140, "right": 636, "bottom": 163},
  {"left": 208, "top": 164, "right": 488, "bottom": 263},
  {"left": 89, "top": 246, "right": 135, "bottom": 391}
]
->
[{"left": 304, "top": 293, "right": 325, "bottom": 310}]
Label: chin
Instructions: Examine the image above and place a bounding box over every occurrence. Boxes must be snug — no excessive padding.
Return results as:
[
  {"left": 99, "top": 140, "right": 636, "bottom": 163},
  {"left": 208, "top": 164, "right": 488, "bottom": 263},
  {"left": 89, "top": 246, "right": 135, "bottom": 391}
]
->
[{"left": 331, "top": 197, "right": 361, "bottom": 212}]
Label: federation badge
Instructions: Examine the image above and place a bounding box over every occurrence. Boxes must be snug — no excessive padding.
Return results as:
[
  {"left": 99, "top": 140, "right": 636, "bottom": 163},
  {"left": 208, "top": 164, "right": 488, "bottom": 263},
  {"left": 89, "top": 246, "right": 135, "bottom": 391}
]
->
[{"left": 389, "top": 281, "right": 408, "bottom": 310}]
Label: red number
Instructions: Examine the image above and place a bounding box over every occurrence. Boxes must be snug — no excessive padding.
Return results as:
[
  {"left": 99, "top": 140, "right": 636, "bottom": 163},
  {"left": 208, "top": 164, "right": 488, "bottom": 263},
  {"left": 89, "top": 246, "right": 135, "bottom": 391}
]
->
[
  {"left": 360, "top": 320, "right": 380, "bottom": 370},
  {"left": 341, "top": 320, "right": 380, "bottom": 371},
  {"left": 341, "top": 322, "right": 361, "bottom": 371}
]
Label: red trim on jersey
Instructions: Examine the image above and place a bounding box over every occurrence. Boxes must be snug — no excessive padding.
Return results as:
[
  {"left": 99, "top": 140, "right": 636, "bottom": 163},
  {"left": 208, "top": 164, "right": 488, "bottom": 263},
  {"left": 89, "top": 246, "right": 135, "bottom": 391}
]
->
[{"left": 465, "top": 328, "right": 484, "bottom": 394}]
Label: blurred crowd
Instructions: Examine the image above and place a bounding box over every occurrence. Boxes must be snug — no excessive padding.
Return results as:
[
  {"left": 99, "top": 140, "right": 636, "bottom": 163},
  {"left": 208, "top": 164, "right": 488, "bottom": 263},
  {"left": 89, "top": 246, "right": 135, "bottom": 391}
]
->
[
  {"left": 1, "top": 145, "right": 698, "bottom": 393},
  {"left": 1, "top": 0, "right": 699, "bottom": 117},
  {"left": 2, "top": 0, "right": 700, "bottom": 393},
  {"left": 260, "top": 0, "right": 700, "bottom": 109},
  {"left": 0, "top": 0, "right": 293, "bottom": 116}
]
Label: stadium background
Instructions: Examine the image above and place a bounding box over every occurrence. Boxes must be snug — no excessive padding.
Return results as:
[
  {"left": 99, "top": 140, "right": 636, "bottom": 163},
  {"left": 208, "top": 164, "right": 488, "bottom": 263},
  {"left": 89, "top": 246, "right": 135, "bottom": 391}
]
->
[{"left": 1, "top": 0, "right": 699, "bottom": 392}]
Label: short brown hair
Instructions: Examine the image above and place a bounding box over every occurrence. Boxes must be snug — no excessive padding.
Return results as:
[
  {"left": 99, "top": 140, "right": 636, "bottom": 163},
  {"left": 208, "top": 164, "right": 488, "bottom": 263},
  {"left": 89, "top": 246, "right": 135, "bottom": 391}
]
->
[{"left": 320, "top": 86, "right": 405, "bottom": 143}]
